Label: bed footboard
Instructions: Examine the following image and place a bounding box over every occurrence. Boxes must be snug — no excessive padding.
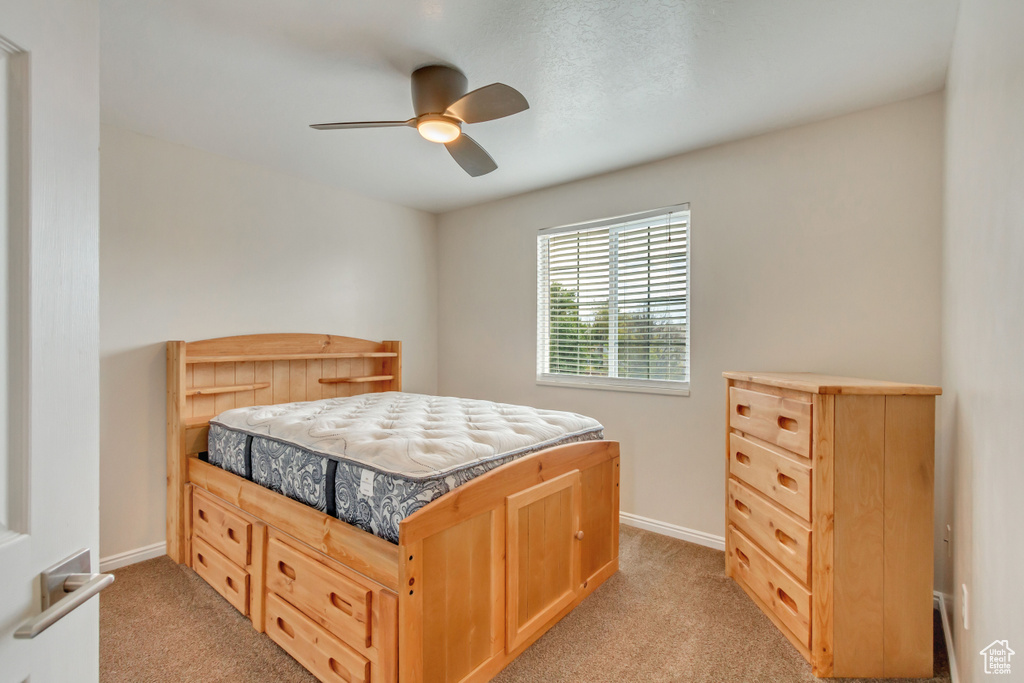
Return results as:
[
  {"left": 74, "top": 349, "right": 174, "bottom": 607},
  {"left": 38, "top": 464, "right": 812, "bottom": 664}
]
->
[{"left": 397, "top": 439, "right": 620, "bottom": 683}]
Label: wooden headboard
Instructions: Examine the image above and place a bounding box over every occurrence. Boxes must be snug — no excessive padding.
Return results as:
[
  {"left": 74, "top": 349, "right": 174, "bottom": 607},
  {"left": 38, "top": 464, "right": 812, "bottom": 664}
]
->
[{"left": 166, "top": 333, "right": 401, "bottom": 562}]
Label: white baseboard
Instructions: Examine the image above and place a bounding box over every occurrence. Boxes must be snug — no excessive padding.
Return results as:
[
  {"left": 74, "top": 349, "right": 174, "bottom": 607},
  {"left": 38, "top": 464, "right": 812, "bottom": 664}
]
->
[
  {"left": 99, "top": 541, "right": 166, "bottom": 572},
  {"left": 935, "top": 591, "right": 960, "bottom": 683},
  {"left": 620, "top": 512, "right": 726, "bottom": 550}
]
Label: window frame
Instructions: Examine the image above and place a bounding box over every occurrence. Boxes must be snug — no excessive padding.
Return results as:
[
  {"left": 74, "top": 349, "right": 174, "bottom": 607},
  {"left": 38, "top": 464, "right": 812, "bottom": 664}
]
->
[{"left": 536, "top": 203, "right": 691, "bottom": 397}]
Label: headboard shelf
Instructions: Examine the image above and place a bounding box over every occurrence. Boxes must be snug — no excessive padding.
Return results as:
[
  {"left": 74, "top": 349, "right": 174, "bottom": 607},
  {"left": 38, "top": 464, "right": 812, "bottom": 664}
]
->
[
  {"left": 319, "top": 375, "right": 394, "bottom": 385},
  {"left": 187, "top": 382, "right": 271, "bottom": 396},
  {"left": 186, "top": 351, "right": 397, "bottom": 364}
]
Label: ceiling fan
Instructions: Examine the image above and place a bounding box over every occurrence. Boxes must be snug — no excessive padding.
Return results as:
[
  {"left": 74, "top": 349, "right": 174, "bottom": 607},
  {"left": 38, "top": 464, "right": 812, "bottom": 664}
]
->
[{"left": 310, "top": 64, "right": 529, "bottom": 177}]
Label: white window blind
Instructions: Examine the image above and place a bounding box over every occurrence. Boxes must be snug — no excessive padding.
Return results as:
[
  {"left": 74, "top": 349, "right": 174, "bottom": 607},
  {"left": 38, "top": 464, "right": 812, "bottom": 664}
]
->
[{"left": 537, "top": 205, "right": 690, "bottom": 393}]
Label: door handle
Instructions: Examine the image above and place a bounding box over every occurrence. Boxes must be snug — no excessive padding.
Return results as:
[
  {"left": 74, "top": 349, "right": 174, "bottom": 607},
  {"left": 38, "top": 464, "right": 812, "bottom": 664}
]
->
[{"left": 14, "top": 548, "right": 115, "bottom": 640}]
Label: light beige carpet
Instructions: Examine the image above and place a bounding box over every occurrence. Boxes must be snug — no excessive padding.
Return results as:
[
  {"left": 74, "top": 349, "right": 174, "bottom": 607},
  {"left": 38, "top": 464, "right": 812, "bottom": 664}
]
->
[{"left": 101, "top": 526, "right": 949, "bottom": 682}]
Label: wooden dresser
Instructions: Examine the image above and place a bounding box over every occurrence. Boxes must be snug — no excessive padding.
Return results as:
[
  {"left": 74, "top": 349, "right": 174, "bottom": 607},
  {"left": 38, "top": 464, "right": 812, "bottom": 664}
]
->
[{"left": 722, "top": 372, "right": 941, "bottom": 678}]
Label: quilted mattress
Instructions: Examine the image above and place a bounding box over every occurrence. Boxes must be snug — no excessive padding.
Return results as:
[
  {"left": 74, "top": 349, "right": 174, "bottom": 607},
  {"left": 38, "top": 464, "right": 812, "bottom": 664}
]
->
[{"left": 206, "top": 392, "right": 604, "bottom": 544}]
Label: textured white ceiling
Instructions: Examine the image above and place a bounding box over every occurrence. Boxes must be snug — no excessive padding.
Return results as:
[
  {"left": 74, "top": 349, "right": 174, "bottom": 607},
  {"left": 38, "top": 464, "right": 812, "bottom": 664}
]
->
[{"left": 101, "top": 0, "right": 959, "bottom": 213}]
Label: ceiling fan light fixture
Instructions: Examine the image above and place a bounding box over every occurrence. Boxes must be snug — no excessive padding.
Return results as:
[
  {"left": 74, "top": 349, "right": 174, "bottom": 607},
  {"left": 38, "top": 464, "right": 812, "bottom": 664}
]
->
[
  {"left": 417, "top": 116, "right": 461, "bottom": 144},
  {"left": 310, "top": 64, "right": 527, "bottom": 176}
]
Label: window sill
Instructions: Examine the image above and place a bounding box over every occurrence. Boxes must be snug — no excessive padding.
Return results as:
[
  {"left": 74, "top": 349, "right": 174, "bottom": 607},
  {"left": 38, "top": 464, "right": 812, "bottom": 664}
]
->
[{"left": 536, "top": 377, "right": 690, "bottom": 397}]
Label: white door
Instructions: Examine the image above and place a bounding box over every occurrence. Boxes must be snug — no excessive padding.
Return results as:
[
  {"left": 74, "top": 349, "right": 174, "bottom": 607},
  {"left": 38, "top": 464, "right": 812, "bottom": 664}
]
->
[{"left": 0, "top": 0, "right": 101, "bottom": 681}]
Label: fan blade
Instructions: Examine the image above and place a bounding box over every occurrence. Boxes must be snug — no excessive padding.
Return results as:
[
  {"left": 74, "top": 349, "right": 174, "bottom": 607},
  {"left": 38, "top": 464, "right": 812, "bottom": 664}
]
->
[
  {"left": 310, "top": 119, "right": 414, "bottom": 130},
  {"left": 444, "top": 134, "right": 497, "bottom": 177},
  {"left": 445, "top": 83, "right": 529, "bottom": 124}
]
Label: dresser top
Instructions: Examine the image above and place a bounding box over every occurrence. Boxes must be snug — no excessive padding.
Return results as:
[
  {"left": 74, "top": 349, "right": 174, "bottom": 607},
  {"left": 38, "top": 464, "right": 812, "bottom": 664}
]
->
[{"left": 722, "top": 371, "right": 942, "bottom": 395}]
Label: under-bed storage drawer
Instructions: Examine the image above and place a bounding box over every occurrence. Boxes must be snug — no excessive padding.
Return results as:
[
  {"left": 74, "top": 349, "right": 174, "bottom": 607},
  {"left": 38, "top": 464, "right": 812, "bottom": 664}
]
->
[
  {"left": 728, "top": 478, "right": 811, "bottom": 585},
  {"left": 193, "top": 487, "right": 252, "bottom": 568},
  {"left": 266, "top": 537, "right": 374, "bottom": 652},
  {"left": 192, "top": 536, "right": 250, "bottom": 615},
  {"left": 729, "top": 432, "right": 812, "bottom": 521},
  {"left": 729, "top": 525, "right": 812, "bottom": 649},
  {"left": 729, "top": 386, "right": 812, "bottom": 458},
  {"left": 266, "top": 593, "right": 371, "bottom": 683}
]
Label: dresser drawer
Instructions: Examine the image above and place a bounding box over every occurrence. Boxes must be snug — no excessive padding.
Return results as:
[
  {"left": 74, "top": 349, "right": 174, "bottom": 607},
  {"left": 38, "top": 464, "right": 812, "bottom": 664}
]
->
[
  {"left": 192, "top": 488, "right": 252, "bottom": 568},
  {"left": 266, "top": 593, "right": 371, "bottom": 683},
  {"left": 730, "top": 386, "right": 812, "bottom": 458},
  {"left": 192, "top": 536, "right": 249, "bottom": 615},
  {"left": 730, "top": 433, "right": 812, "bottom": 521},
  {"left": 730, "top": 525, "right": 812, "bottom": 649},
  {"left": 266, "top": 538, "right": 374, "bottom": 652},
  {"left": 728, "top": 478, "right": 811, "bottom": 585}
]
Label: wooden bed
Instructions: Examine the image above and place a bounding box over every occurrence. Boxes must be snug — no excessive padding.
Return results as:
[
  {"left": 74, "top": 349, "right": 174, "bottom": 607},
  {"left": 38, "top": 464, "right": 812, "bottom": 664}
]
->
[{"left": 166, "top": 333, "right": 620, "bottom": 683}]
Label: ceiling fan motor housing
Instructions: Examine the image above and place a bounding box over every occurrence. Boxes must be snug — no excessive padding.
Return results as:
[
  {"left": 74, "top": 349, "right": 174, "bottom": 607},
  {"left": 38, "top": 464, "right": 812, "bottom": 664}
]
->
[{"left": 412, "top": 65, "right": 468, "bottom": 117}]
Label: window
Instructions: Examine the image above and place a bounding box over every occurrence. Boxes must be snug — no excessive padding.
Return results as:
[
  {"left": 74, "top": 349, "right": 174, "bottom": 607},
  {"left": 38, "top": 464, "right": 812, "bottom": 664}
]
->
[{"left": 537, "top": 204, "right": 690, "bottom": 395}]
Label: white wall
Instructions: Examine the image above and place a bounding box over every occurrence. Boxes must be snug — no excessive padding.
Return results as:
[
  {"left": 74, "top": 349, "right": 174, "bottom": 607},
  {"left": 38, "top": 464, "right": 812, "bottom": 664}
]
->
[
  {"left": 437, "top": 93, "right": 944, "bottom": 544},
  {"left": 943, "top": 1, "right": 1024, "bottom": 680},
  {"left": 99, "top": 125, "right": 438, "bottom": 558}
]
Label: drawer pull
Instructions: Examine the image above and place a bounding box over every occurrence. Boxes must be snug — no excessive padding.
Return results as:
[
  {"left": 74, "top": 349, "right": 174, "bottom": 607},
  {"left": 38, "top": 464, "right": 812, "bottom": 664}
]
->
[
  {"left": 736, "top": 404, "right": 751, "bottom": 417},
  {"left": 227, "top": 528, "right": 239, "bottom": 543},
  {"left": 777, "top": 472, "right": 798, "bottom": 491},
  {"left": 328, "top": 658, "right": 349, "bottom": 678},
  {"left": 196, "top": 552, "right": 208, "bottom": 568},
  {"left": 276, "top": 616, "right": 295, "bottom": 639},
  {"left": 734, "top": 499, "right": 751, "bottom": 516},
  {"left": 777, "top": 587, "right": 799, "bottom": 614},
  {"left": 735, "top": 451, "right": 751, "bottom": 466},
  {"left": 775, "top": 529, "right": 798, "bottom": 552},
  {"left": 278, "top": 561, "right": 297, "bottom": 580},
  {"left": 198, "top": 509, "right": 208, "bottom": 522},
  {"left": 735, "top": 548, "right": 750, "bottom": 569},
  {"left": 777, "top": 415, "right": 798, "bottom": 432},
  {"left": 330, "top": 592, "right": 354, "bottom": 616}
]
